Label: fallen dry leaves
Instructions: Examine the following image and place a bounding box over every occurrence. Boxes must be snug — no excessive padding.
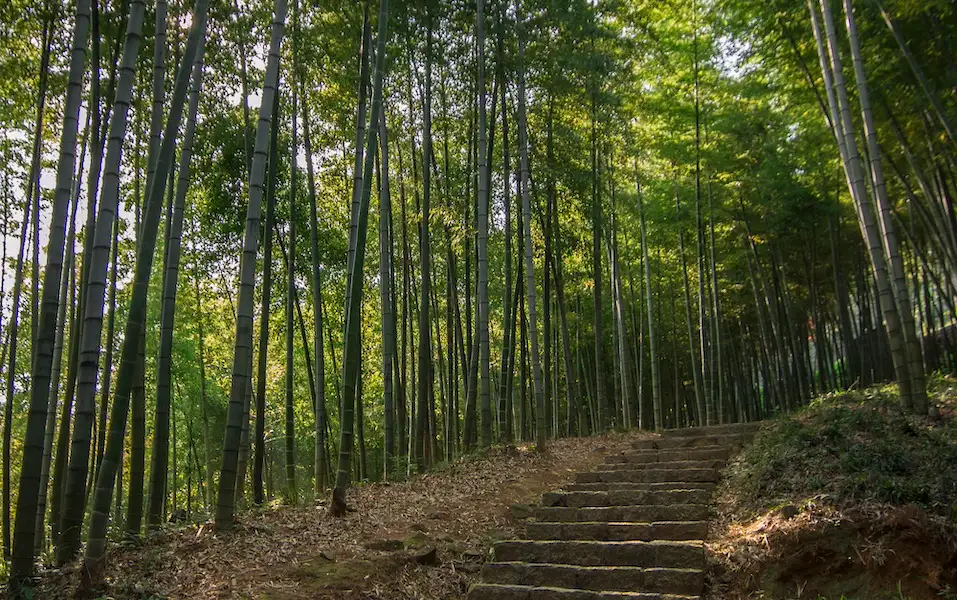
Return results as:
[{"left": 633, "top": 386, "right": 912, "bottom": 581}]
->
[{"left": 39, "top": 430, "right": 653, "bottom": 600}]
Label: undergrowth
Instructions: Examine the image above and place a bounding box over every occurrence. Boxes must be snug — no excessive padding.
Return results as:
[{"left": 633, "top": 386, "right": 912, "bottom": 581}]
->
[
  {"left": 724, "top": 377, "right": 957, "bottom": 521},
  {"left": 711, "top": 376, "right": 957, "bottom": 599}
]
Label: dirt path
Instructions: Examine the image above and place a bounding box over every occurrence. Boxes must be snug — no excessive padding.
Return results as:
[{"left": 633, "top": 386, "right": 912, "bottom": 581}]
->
[{"left": 40, "top": 431, "right": 654, "bottom": 599}]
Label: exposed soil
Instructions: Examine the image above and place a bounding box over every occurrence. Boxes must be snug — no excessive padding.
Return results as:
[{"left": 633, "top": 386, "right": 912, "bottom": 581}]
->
[
  {"left": 707, "top": 380, "right": 957, "bottom": 600},
  {"left": 37, "top": 430, "right": 653, "bottom": 599},
  {"left": 708, "top": 492, "right": 957, "bottom": 599}
]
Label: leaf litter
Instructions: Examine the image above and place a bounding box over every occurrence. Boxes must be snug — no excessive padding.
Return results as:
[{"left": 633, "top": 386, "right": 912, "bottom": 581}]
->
[{"left": 39, "top": 429, "right": 654, "bottom": 599}]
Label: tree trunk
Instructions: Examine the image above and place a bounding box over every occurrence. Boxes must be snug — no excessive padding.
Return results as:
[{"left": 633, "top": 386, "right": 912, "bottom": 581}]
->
[
  {"left": 608, "top": 155, "right": 634, "bottom": 430},
  {"left": 809, "top": 0, "right": 916, "bottom": 412},
  {"left": 692, "top": 4, "right": 712, "bottom": 425},
  {"left": 544, "top": 100, "right": 556, "bottom": 437},
  {"left": 83, "top": 0, "right": 209, "bottom": 583},
  {"left": 415, "top": 10, "right": 435, "bottom": 471},
  {"left": 126, "top": 0, "right": 173, "bottom": 539},
  {"left": 475, "top": 0, "right": 493, "bottom": 448},
  {"left": 191, "top": 228, "right": 213, "bottom": 511},
  {"left": 637, "top": 173, "right": 662, "bottom": 431},
  {"left": 214, "top": 0, "right": 286, "bottom": 528},
  {"left": 842, "top": 0, "right": 927, "bottom": 413},
  {"left": 707, "top": 181, "right": 724, "bottom": 421},
  {"left": 330, "top": 0, "right": 390, "bottom": 515},
  {"left": 379, "top": 104, "right": 396, "bottom": 476},
  {"left": 285, "top": 53, "right": 299, "bottom": 503},
  {"left": 34, "top": 119, "right": 85, "bottom": 555},
  {"left": 253, "top": 82, "right": 282, "bottom": 506},
  {"left": 300, "top": 66, "right": 329, "bottom": 495},
  {"left": 147, "top": 38, "right": 206, "bottom": 529},
  {"left": 674, "top": 175, "right": 705, "bottom": 425},
  {"left": 4, "top": 140, "right": 33, "bottom": 567},
  {"left": 590, "top": 92, "right": 607, "bottom": 430},
  {"left": 7, "top": 4, "right": 62, "bottom": 580},
  {"left": 57, "top": 0, "right": 146, "bottom": 567},
  {"left": 497, "top": 59, "right": 516, "bottom": 442},
  {"left": 514, "top": 5, "right": 546, "bottom": 450}
]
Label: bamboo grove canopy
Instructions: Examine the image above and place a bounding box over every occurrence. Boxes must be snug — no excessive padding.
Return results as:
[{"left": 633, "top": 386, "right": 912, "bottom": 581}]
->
[{"left": 0, "top": 0, "right": 953, "bottom": 594}]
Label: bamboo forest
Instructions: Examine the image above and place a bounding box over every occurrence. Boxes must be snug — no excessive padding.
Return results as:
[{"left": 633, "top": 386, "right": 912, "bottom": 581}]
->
[{"left": 1, "top": 0, "right": 956, "bottom": 597}]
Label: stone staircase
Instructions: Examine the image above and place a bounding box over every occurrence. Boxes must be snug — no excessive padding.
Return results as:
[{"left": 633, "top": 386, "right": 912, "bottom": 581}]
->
[{"left": 466, "top": 422, "right": 764, "bottom": 600}]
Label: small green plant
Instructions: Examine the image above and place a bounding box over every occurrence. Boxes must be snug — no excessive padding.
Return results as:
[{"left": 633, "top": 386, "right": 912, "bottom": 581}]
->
[
  {"left": 723, "top": 386, "right": 957, "bottom": 520},
  {"left": 938, "top": 585, "right": 957, "bottom": 600}
]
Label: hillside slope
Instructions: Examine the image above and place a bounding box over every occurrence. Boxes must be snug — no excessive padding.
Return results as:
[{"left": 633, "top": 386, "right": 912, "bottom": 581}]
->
[{"left": 709, "top": 379, "right": 957, "bottom": 599}]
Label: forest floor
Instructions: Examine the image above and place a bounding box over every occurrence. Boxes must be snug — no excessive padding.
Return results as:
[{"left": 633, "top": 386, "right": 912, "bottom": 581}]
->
[
  {"left": 708, "top": 377, "right": 957, "bottom": 599},
  {"left": 38, "top": 380, "right": 957, "bottom": 600},
  {"left": 40, "top": 429, "right": 653, "bottom": 600}
]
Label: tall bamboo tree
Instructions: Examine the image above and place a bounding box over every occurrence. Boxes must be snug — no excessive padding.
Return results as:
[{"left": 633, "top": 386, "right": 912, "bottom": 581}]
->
[
  {"left": 147, "top": 35, "right": 207, "bottom": 529},
  {"left": 9, "top": 0, "right": 84, "bottom": 579},
  {"left": 476, "top": 0, "right": 492, "bottom": 448},
  {"left": 83, "top": 0, "right": 210, "bottom": 583},
  {"left": 56, "top": 0, "right": 148, "bottom": 565},
  {"left": 217, "top": 0, "right": 288, "bottom": 527},
  {"left": 514, "top": 0, "right": 546, "bottom": 451},
  {"left": 284, "top": 47, "right": 299, "bottom": 503},
  {"left": 331, "top": 0, "right": 390, "bottom": 515}
]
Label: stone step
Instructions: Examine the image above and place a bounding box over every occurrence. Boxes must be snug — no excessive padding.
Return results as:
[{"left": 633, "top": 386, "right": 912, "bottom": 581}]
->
[
  {"left": 541, "top": 489, "right": 711, "bottom": 508},
  {"left": 525, "top": 521, "right": 709, "bottom": 541},
  {"left": 596, "top": 459, "right": 725, "bottom": 472},
  {"left": 467, "top": 583, "right": 700, "bottom": 600},
  {"left": 632, "top": 433, "right": 753, "bottom": 450},
  {"left": 662, "top": 421, "right": 764, "bottom": 438},
  {"left": 492, "top": 540, "right": 704, "bottom": 568},
  {"left": 563, "top": 482, "right": 715, "bottom": 493},
  {"left": 533, "top": 504, "right": 710, "bottom": 523},
  {"left": 605, "top": 447, "right": 730, "bottom": 464},
  {"left": 482, "top": 562, "right": 704, "bottom": 594},
  {"left": 576, "top": 469, "right": 718, "bottom": 484}
]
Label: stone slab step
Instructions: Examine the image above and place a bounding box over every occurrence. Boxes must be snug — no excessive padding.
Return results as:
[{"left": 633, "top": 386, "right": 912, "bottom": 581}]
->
[
  {"left": 482, "top": 562, "right": 704, "bottom": 594},
  {"left": 525, "top": 521, "right": 709, "bottom": 541},
  {"left": 563, "top": 482, "right": 715, "bottom": 493},
  {"left": 606, "top": 447, "right": 729, "bottom": 464},
  {"left": 493, "top": 540, "right": 704, "bottom": 568},
  {"left": 576, "top": 469, "right": 718, "bottom": 484},
  {"left": 632, "top": 433, "right": 753, "bottom": 450},
  {"left": 467, "top": 583, "right": 700, "bottom": 600},
  {"left": 541, "top": 489, "right": 711, "bottom": 508},
  {"left": 533, "top": 504, "right": 710, "bottom": 523},
  {"left": 662, "top": 422, "right": 764, "bottom": 438},
  {"left": 596, "top": 459, "right": 725, "bottom": 472}
]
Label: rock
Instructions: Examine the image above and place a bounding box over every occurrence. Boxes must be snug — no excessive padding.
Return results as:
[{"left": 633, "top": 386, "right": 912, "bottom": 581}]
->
[
  {"left": 410, "top": 522, "right": 428, "bottom": 532},
  {"left": 541, "top": 492, "right": 566, "bottom": 507},
  {"left": 169, "top": 509, "right": 187, "bottom": 523},
  {"left": 435, "top": 532, "right": 454, "bottom": 542},
  {"left": 776, "top": 504, "right": 799, "bottom": 520},
  {"left": 319, "top": 550, "right": 336, "bottom": 562},
  {"left": 510, "top": 503, "right": 534, "bottom": 520},
  {"left": 404, "top": 531, "right": 431, "bottom": 548},
  {"left": 463, "top": 548, "right": 485, "bottom": 559},
  {"left": 363, "top": 539, "right": 405, "bottom": 551},
  {"left": 413, "top": 545, "right": 438, "bottom": 565},
  {"left": 459, "top": 561, "right": 482, "bottom": 574}
]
